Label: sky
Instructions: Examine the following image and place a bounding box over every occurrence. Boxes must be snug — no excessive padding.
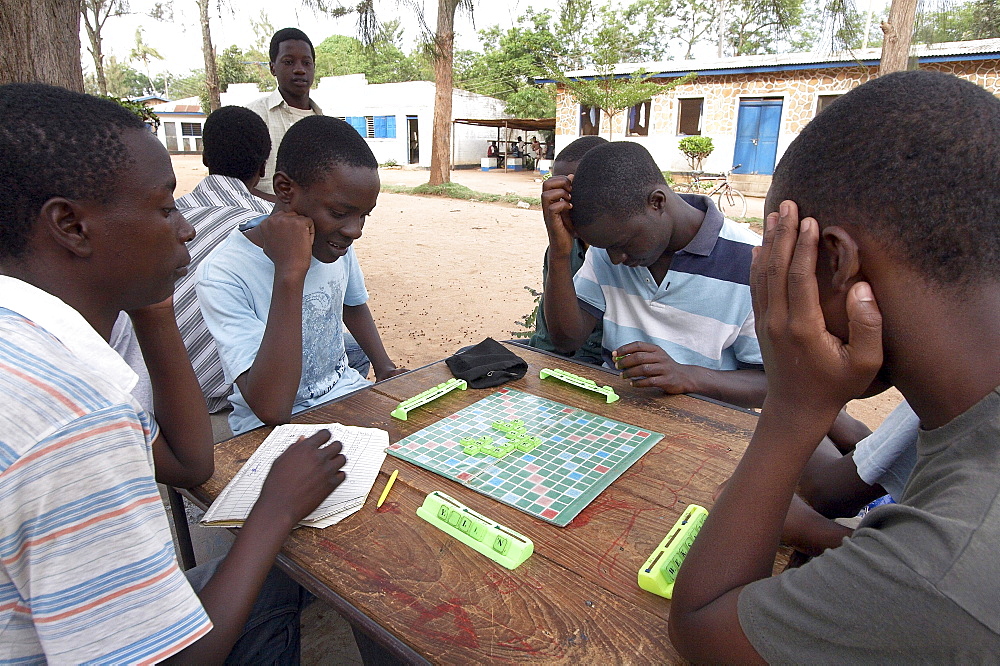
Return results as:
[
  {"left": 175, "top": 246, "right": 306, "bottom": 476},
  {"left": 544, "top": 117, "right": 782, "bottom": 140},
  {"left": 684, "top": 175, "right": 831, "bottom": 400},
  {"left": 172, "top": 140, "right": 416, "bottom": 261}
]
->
[{"left": 85, "top": 0, "right": 547, "bottom": 79}]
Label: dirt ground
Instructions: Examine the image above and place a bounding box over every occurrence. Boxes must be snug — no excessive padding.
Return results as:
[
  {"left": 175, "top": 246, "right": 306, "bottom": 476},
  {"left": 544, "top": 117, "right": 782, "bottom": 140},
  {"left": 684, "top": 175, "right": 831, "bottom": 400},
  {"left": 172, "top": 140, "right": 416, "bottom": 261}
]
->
[{"left": 171, "top": 156, "right": 902, "bottom": 430}]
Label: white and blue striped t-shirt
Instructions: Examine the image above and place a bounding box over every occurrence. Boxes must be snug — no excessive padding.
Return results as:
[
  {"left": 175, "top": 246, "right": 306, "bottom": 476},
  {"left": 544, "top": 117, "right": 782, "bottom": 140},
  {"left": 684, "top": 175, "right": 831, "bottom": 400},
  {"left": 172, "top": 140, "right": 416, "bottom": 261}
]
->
[
  {"left": 0, "top": 282, "right": 212, "bottom": 663},
  {"left": 573, "top": 195, "right": 763, "bottom": 370}
]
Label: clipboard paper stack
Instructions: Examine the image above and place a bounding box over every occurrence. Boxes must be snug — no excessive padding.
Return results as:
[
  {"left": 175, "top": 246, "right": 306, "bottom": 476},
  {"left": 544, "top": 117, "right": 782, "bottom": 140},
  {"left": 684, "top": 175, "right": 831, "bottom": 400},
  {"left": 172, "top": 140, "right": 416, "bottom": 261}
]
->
[{"left": 201, "top": 423, "right": 389, "bottom": 529}]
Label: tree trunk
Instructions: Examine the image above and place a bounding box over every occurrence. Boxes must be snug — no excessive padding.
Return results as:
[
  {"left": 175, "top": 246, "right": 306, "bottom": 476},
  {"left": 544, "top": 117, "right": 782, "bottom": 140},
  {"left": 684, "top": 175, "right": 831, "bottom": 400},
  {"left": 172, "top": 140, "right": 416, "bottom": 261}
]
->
[
  {"left": 198, "top": 0, "right": 221, "bottom": 111},
  {"left": 0, "top": 0, "right": 85, "bottom": 91},
  {"left": 428, "top": 0, "right": 460, "bottom": 186},
  {"left": 82, "top": 4, "right": 109, "bottom": 96},
  {"left": 879, "top": 0, "right": 919, "bottom": 75}
]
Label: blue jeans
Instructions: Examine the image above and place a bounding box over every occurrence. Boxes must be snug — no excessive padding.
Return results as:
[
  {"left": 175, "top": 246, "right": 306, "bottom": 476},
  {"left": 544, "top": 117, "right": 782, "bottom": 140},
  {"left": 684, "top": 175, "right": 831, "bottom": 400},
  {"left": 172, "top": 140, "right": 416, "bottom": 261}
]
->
[
  {"left": 185, "top": 558, "right": 307, "bottom": 664},
  {"left": 344, "top": 332, "right": 371, "bottom": 379}
]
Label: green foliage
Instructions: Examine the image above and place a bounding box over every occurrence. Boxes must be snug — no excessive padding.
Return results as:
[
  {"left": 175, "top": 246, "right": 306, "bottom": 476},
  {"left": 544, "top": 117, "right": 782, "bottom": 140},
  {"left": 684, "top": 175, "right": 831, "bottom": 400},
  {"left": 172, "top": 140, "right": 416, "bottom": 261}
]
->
[
  {"left": 217, "top": 45, "right": 269, "bottom": 92},
  {"left": 679, "top": 136, "right": 714, "bottom": 170},
  {"left": 380, "top": 158, "right": 400, "bottom": 167},
  {"left": 85, "top": 55, "right": 149, "bottom": 97},
  {"left": 455, "top": 9, "right": 562, "bottom": 117},
  {"left": 511, "top": 286, "right": 542, "bottom": 339},
  {"left": 99, "top": 95, "right": 161, "bottom": 130},
  {"left": 314, "top": 21, "right": 430, "bottom": 84},
  {"left": 725, "top": 0, "right": 806, "bottom": 56},
  {"left": 913, "top": 0, "right": 1000, "bottom": 43}
]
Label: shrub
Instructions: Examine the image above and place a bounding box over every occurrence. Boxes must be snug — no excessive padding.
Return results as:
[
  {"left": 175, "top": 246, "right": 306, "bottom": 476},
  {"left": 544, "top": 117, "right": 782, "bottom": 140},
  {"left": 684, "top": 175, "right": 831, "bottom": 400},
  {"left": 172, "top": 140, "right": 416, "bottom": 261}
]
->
[{"left": 679, "top": 136, "right": 714, "bottom": 171}]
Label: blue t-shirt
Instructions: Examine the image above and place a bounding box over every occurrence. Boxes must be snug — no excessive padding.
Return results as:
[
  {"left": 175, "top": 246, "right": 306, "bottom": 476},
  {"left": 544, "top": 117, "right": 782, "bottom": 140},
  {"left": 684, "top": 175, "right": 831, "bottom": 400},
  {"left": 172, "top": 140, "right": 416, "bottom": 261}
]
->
[{"left": 196, "top": 226, "right": 371, "bottom": 434}]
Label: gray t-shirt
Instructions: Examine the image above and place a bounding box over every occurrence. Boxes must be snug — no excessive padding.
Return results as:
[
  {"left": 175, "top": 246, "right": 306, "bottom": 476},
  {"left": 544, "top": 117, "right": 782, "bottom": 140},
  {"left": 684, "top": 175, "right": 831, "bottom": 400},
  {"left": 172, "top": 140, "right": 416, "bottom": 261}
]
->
[{"left": 738, "top": 387, "right": 1000, "bottom": 662}]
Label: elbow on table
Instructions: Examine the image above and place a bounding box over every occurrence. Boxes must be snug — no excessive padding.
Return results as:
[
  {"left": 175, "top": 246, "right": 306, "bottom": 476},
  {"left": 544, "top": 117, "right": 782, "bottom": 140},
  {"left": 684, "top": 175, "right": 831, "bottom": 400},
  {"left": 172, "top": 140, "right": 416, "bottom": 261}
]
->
[{"left": 175, "top": 461, "right": 215, "bottom": 488}]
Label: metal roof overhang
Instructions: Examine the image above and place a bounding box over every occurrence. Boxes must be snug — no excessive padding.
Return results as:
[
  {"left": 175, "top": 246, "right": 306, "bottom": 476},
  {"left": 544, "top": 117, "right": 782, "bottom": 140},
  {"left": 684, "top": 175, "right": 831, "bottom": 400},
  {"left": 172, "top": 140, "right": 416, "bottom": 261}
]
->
[{"left": 453, "top": 118, "right": 556, "bottom": 132}]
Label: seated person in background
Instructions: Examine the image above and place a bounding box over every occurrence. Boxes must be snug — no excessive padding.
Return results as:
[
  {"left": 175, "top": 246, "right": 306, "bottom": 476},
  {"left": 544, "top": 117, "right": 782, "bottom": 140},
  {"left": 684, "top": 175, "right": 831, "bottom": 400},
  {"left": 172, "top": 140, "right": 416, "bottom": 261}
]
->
[
  {"left": 0, "top": 83, "right": 345, "bottom": 663},
  {"left": 542, "top": 141, "right": 766, "bottom": 408},
  {"left": 197, "top": 115, "right": 405, "bottom": 435},
  {"left": 670, "top": 71, "right": 1000, "bottom": 660},
  {"left": 175, "top": 106, "right": 274, "bottom": 418},
  {"left": 528, "top": 136, "right": 607, "bottom": 365},
  {"left": 783, "top": 400, "right": 919, "bottom": 557}
]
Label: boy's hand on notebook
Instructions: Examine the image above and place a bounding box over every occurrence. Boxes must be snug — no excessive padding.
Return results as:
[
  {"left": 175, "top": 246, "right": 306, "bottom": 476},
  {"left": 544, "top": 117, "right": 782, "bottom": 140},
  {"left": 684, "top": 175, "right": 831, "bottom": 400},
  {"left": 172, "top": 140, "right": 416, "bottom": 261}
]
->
[
  {"left": 751, "top": 201, "right": 883, "bottom": 417},
  {"left": 258, "top": 210, "right": 316, "bottom": 279},
  {"left": 258, "top": 430, "right": 347, "bottom": 527},
  {"left": 613, "top": 342, "right": 692, "bottom": 394},
  {"left": 541, "top": 174, "right": 576, "bottom": 259}
]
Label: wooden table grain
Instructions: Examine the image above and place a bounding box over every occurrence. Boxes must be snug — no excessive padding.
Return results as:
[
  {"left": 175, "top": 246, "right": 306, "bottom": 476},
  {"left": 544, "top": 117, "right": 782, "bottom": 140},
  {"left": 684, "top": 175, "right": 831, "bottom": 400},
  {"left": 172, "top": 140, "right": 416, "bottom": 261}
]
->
[{"left": 185, "top": 344, "right": 760, "bottom": 664}]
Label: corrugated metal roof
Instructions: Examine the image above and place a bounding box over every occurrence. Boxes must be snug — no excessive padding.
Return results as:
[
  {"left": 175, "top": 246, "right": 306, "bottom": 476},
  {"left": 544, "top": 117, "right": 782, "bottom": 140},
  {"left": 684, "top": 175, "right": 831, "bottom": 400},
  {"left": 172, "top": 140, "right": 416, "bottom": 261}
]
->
[{"left": 537, "top": 38, "right": 1000, "bottom": 82}]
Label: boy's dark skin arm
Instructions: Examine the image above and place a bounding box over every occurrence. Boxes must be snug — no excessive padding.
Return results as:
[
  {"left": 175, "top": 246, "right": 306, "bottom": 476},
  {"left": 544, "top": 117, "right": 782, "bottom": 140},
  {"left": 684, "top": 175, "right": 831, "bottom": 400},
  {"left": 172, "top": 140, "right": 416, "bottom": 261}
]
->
[
  {"left": 342, "top": 302, "right": 407, "bottom": 381},
  {"left": 164, "top": 430, "right": 346, "bottom": 664},
  {"left": 128, "top": 296, "right": 214, "bottom": 488},
  {"left": 669, "top": 202, "right": 885, "bottom": 662},
  {"left": 540, "top": 175, "right": 600, "bottom": 351},
  {"left": 612, "top": 341, "right": 767, "bottom": 408},
  {"left": 234, "top": 210, "right": 313, "bottom": 425}
]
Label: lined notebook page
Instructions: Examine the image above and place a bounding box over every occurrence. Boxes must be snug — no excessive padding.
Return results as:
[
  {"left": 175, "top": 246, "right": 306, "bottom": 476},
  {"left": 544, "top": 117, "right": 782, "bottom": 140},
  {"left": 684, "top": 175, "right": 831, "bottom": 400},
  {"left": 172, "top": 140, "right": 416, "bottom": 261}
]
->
[{"left": 202, "top": 423, "right": 389, "bottom": 527}]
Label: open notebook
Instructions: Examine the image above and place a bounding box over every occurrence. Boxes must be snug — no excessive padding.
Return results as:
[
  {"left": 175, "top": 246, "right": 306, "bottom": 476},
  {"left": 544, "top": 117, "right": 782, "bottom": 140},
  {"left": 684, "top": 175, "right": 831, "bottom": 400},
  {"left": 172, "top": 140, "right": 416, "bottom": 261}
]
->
[{"left": 202, "top": 423, "right": 389, "bottom": 529}]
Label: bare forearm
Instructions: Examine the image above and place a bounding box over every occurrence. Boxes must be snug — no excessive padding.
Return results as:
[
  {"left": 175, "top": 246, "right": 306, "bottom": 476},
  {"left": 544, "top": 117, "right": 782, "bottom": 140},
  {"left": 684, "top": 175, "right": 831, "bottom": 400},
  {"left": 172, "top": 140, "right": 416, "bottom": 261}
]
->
[
  {"left": 342, "top": 303, "right": 394, "bottom": 378},
  {"left": 130, "top": 306, "right": 213, "bottom": 487},
  {"left": 164, "top": 502, "right": 297, "bottom": 664},
  {"left": 681, "top": 367, "right": 768, "bottom": 409},
  {"left": 670, "top": 404, "right": 837, "bottom": 659},
  {"left": 542, "top": 247, "right": 595, "bottom": 352},
  {"left": 783, "top": 493, "right": 854, "bottom": 557},
  {"left": 241, "top": 273, "right": 304, "bottom": 425}
]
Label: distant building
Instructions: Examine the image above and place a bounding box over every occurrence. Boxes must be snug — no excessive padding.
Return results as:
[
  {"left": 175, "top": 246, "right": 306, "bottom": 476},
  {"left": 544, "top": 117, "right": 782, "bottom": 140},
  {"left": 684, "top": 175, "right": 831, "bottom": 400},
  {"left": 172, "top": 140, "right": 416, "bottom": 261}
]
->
[
  {"left": 148, "top": 75, "right": 509, "bottom": 167},
  {"left": 129, "top": 94, "right": 171, "bottom": 107},
  {"left": 540, "top": 39, "right": 1000, "bottom": 195}
]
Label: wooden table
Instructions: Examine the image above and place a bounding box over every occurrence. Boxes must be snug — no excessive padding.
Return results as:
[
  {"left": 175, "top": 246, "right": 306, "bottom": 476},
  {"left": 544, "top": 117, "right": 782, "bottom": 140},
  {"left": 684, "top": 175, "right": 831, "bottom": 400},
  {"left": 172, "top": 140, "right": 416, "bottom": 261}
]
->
[{"left": 186, "top": 344, "right": 760, "bottom": 664}]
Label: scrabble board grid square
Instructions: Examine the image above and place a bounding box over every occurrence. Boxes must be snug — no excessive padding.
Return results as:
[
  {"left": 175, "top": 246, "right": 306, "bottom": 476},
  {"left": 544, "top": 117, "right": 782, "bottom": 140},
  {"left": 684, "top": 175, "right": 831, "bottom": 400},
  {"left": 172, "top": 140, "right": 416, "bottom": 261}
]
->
[{"left": 388, "top": 389, "right": 663, "bottom": 526}]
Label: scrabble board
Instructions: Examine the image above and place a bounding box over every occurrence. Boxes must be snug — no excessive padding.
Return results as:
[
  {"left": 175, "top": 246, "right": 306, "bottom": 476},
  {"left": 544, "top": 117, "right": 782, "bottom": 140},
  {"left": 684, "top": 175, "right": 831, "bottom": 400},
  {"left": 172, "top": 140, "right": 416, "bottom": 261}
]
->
[{"left": 388, "top": 388, "right": 663, "bottom": 526}]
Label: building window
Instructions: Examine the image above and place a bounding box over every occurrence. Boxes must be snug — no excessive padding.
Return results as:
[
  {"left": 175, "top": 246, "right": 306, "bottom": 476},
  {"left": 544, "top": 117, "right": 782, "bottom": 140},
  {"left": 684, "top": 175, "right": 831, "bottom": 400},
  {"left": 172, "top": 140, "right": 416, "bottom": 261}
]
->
[
  {"left": 580, "top": 105, "right": 601, "bottom": 136},
  {"left": 163, "top": 121, "right": 178, "bottom": 152},
  {"left": 627, "top": 100, "right": 651, "bottom": 136},
  {"left": 816, "top": 94, "right": 842, "bottom": 115},
  {"left": 677, "top": 98, "right": 703, "bottom": 136},
  {"left": 373, "top": 115, "right": 396, "bottom": 138},
  {"left": 345, "top": 115, "right": 397, "bottom": 139},
  {"left": 180, "top": 122, "right": 203, "bottom": 151}
]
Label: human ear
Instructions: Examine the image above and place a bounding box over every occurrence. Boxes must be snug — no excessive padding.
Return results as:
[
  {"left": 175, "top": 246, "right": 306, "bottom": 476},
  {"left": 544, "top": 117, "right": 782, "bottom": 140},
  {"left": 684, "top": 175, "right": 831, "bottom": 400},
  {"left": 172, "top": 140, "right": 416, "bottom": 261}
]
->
[
  {"left": 38, "top": 198, "right": 93, "bottom": 258},
  {"left": 272, "top": 172, "right": 295, "bottom": 204},
  {"left": 821, "top": 225, "right": 862, "bottom": 293},
  {"left": 269, "top": 61, "right": 277, "bottom": 77},
  {"left": 648, "top": 188, "right": 668, "bottom": 211}
]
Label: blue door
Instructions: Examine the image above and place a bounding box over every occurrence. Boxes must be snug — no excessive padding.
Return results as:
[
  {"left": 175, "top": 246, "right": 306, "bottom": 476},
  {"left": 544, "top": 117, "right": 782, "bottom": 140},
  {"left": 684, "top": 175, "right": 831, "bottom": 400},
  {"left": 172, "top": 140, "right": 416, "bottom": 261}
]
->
[{"left": 733, "top": 98, "right": 782, "bottom": 175}]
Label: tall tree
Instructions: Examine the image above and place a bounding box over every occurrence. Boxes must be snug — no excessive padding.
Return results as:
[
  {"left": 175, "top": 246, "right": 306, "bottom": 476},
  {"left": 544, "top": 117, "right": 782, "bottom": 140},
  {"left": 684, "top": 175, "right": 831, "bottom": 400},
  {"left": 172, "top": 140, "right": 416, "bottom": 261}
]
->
[
  {"left": 82, "top": 0, "right": 130, "bottom": 96},
  {"left": 0, "top": 0, "right": 85, "bottom": 90},
  {"left": 879, "top": 0, "right": 919, "bottom": 74},
  {"left": 196, "top": 0, "right": 222, "bottom": 111},
  {"left": 356, "top": 0, "right": 475, "bottom": 186},
  {"left": 130, "top": 27, "right": 165, "bottom": 95}
]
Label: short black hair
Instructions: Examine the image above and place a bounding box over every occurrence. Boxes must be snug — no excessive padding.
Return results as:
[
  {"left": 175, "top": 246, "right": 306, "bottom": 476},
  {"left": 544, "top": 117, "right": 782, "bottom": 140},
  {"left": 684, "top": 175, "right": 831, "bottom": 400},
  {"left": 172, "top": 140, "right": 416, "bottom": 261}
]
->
[
  {"left": 202, "top": 106, "right": 271, "bottom": 181},
  {"left": 0, "top": 83, "right": 146, "bottom": 260},
  {"left": 276, "top": 115, "right": 378, "bottom": 187},
  {"left": 770, "top": 70, "right": 1000, "bottom": 290},
  {"left": 269, "top": 28, "right": 315, "bottom": 63},
  {"left": 554, "top": 135, "right": 608, "bottom": 166},
  {"left": 570, "top": 141, "right": 666, "bottom": 227}
]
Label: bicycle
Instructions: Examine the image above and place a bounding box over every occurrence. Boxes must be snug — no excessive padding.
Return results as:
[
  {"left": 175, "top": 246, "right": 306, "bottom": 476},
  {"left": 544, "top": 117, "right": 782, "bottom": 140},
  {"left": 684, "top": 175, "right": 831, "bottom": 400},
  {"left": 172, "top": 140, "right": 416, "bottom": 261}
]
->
[{"left": 676, "top": 165, "right": 748, "bottom": 219}]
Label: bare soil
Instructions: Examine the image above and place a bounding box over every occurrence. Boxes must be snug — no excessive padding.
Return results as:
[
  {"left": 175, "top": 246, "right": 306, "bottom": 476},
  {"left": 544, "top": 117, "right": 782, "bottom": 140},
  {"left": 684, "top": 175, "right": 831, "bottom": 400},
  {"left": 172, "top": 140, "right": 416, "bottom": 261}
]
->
[{"left": 172, "top": 156, "right": 902, "bottom": 429}]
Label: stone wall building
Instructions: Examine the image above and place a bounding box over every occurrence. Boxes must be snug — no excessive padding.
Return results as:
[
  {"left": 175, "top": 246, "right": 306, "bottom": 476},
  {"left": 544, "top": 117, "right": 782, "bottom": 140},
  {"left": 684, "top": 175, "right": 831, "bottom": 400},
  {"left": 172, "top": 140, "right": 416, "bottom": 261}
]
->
[{"left": 546, "top": 39, "right": 1000, "bottom": 195}]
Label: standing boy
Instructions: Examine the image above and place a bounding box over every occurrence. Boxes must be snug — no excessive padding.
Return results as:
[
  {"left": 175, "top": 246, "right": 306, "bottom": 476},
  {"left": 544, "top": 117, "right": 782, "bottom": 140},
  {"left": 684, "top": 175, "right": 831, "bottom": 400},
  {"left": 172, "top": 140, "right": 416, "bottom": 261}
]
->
[
  {"left": 542, "top": 141, "right": 766, "bottom": 408},
  {"left": 670, "top": 71, "right": 1000, "bottom": 660},
  {"left": 0, "top": 83, "right": 346, "bottom": 663},
  {"left": 197, "top": 115, "right": 404, "bottom": 435},
  {"left": 245, "top": 27, "right": 320, "bottom": 199},
  {"left": 528, "top": 135, "right": 606, "bottom": 365}
]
